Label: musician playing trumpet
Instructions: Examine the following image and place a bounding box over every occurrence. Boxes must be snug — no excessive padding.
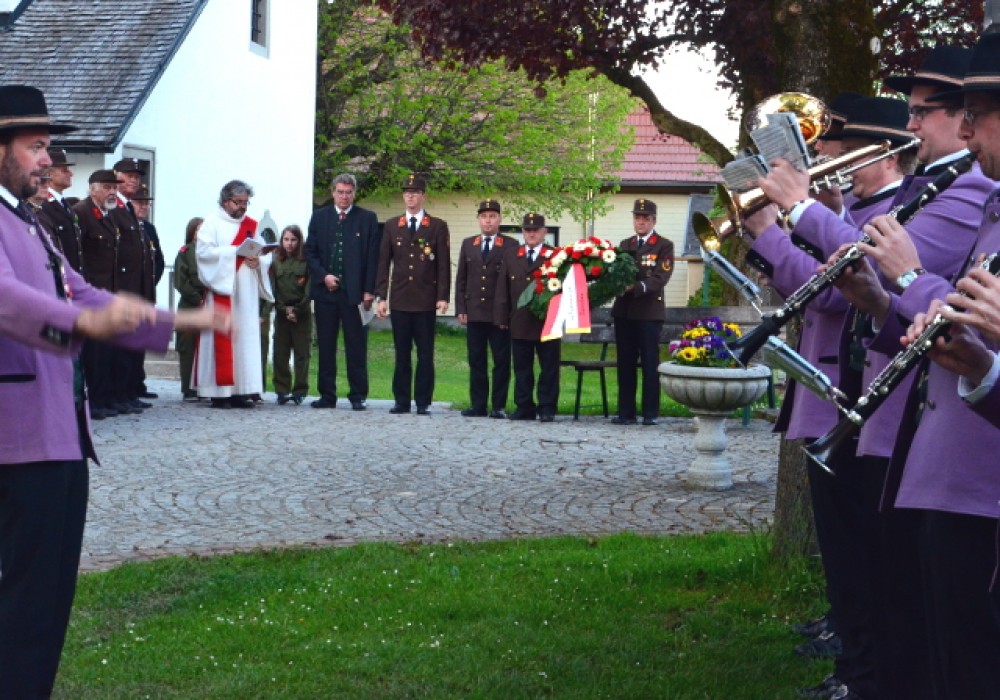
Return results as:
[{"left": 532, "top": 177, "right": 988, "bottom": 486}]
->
[{"left": 829, "top": 33, "right": 1000, "bottom": 700}]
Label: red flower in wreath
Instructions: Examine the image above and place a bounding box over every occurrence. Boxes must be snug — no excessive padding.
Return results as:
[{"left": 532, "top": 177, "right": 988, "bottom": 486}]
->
[{"left": 590, "top": 265, "right": 603, "bottom": 277}]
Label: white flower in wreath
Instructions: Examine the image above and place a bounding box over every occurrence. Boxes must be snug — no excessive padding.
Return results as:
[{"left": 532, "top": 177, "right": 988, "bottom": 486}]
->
[
  {"left": 547, "top": 277, "right": 562, "bottom": 292},
  {"left": 550, "top": 251, "right": 567, "bottom": 267},
  {"left": 601, "top": 249, "right": 616, "bottom": 263}
]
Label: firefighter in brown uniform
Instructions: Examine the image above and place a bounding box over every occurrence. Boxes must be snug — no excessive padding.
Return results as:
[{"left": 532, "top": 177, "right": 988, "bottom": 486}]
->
[
  {"left": 40, "top": 148, "right": 85, "bottom": 274},
  {"left": 611, "top": 198, "right": 674, "bottom": 426},
  {"left": 494, "top": 213, "right": 560, "bottom": 422},
  {"left": 455, "top": 198, "right": 516, "bottom": 418},
  {"left": 375, "top": 173, "right": 451, "bottom": 415},
  {"left": 74, "top": 170, "right": 128, "bottom": 418}
]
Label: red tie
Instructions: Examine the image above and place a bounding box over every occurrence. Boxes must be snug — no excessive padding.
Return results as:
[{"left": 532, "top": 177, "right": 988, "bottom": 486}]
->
[{"left": 339, "top": 210, "right": 346, "bottom": 222}]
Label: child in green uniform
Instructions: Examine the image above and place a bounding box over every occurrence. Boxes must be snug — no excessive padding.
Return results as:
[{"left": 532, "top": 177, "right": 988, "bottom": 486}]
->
[
  {"left": 270, "top": 225, "right": 312, "bottom": 404},
  {"left": 173, "top": 217, "right": 206, "bottom": 400}
]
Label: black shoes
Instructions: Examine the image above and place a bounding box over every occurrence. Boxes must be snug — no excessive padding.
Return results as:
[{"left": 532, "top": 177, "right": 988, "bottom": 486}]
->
[
  {"left": 642, "top": 417, "right": 658, "bottom": 426},
  {"left": 350, "top": 400, "right": 367, "bottom": 411},
  {"left": 277, "top": 393, "right": 290, "bottom": 405},
  {"left": 311, "top": 398, "right": 337, "bottom": 409},
  {"left": 795, "top": 630, "right": 842, "bottom": 659},
  {"left": 291, "top": 394, "right": 305, "bottom": 406},
  {"left": 416, "top": 406, "right": 431, "bottom": 415},
  {"left": 539, "top": 414, "right": 554, "bottom": 423},
  {"left": 798, "top": 674, "right": 842, "bottom": 698},
  {"left": 210, "top": 398, "right": 229, "bottom": 409},
  {"left": 508, "top": 410, "right": 537, "bottom": 421},
  {"left": 488, "top": 409, "right": 507, "bottom": 419},
  {"left": 230, "top": 397, "right": 255, "bottom": 409},
  {"left": 793, "top": 614, "right": 831, "bottom": 638},
  {"left": 139, "top": 391, "right": 158, "bottom": 399},
  {"left": 610, "top": 416, "right": 637, "bottom": 425},
  {"left": 461, "top": 408, "right": 487, "bottom": 417},
  {"left": 389, "top": 404, "right": 411, "bottom": 414}
]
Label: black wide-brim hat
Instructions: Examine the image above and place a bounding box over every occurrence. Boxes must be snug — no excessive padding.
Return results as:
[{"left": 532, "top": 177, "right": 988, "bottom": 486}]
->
[
  {"left": 839, "top": 97, "right": 913, "bottom": 146},
  {"left": 819, "top": 91, "right": 865, "bottom": 142},
  {"left": 927, "top": 34, "right": 1000, "bottom": 102},
  {"left": 884, "top": 45, "right": 972, "bottom": 96},
  {"left": 0, "top": 85, "right": 77, "bottom": 134}
]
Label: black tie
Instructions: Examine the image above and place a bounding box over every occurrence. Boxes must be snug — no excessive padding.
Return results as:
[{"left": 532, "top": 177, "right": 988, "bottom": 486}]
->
[
  {"left": 639, "top": 237, "right": 647, "bottom": 248},
  {"left": 482, "top": 237, "right": 491, "bottom": 259},
  {"left": 527, "top": 248, "right": 535, "bottom": 263},
  {"left": 409, "top": 216, "right": 418, "bottom": 234}
]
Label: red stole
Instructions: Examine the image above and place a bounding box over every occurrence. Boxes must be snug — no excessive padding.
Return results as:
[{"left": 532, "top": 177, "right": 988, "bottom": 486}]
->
[{"left": 203, "top": 216, "right": 257, "bottom": 387}]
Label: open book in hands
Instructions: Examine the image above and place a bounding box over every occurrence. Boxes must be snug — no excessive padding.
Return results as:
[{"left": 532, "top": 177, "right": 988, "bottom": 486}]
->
[{"left": 236, "top": 237, "right": 280, "bottom": 258}]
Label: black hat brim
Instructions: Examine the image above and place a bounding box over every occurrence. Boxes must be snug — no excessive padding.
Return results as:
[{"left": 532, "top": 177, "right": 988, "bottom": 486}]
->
[
  {"left": 883, "top": 76, "right": 962, "bottom": 96},
  {"left": 926, "top": 84, "right": 1000, "bottom": 103}
]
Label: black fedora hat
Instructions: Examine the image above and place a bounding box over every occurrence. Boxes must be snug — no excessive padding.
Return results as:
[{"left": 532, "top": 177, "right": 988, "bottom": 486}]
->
[
  {"left": 839, "top": 97, "right": 912, "bottom": 146},
  {"left": 47, "top": 147, "right": 76, "bottom": 166},
  {"left": 883, "top": 45, "right": 972, "bottom": 96},
  {"left": 819, "top": 92, "right": 866, "bottom": 141},
  {"left": 927, "top": 34, "right": 1000, "bottom": 102},
  {"left": 0, "top": 85, "right": 77, "bottom": 134}
]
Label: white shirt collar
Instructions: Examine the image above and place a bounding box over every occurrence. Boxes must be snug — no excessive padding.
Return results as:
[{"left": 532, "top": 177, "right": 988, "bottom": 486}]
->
[
  {"left": 404, "top": 209, "right": 425, "bottom": 223},
  {"left": 0, "top": 185, "right": 19, "bottom": 209}
]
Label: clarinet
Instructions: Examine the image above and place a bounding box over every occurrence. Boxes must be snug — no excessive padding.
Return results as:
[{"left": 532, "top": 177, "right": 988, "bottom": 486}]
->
[
  {"left": 728, "top": 153, "right": 977, "bottom": 365},
  {"left": 805, "top": 251, "right": 1000, "bottom": 469}
]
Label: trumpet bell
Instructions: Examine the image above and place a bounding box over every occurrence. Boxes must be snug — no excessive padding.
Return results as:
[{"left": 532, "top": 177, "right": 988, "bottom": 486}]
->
[{"left": 747, "top": 92, "right": 832, "bottom": 144}]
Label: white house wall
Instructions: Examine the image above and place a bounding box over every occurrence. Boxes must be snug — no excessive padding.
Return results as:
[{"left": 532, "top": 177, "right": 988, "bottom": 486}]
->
[{"left": 62, "top": 0, "right": 318, "bottom": 305}]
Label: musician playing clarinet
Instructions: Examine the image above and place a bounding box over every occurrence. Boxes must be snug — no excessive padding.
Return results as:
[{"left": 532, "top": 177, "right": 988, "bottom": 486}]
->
[
  {"left": 833, "top": 33, "right": 1000, "bottom": 700},
  {"left": 742, "top": 97, "right": 913, "bottom": 700}
]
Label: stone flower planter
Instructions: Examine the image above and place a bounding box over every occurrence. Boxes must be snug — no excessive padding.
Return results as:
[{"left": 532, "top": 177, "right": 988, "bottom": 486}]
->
[{"left": 658, "top": 362, "right": 771, "bottom": 490}]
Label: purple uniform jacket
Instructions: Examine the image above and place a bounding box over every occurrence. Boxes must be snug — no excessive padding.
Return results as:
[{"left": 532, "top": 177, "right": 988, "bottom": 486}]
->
[
  {"left": 0, "top": 204, "right": 173, "bottom": 465},
  {"left": 868, "top": 188, "right": 1000, "bottom": 518},
  {"left": 793, "top": 163, "right": 996, "bottom": 456},
  {"left": 747, "top": 193, "right": 893, "bottom": 440}
]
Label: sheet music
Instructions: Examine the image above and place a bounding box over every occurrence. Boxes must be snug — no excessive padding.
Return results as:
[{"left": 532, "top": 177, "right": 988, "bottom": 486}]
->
[
  {"left": 749, "top": 113, "right": 811, "bottom": 170},
  {"left": 721, "top": 154, "right": 768, "bottom": 193}
]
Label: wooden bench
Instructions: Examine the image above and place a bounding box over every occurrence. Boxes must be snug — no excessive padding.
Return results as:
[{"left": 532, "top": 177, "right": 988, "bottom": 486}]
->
[{"left": 560, "top": 306, "right": 777, "bottom": 421}]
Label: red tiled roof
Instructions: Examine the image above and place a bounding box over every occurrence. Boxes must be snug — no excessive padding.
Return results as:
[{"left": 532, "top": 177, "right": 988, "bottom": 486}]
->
[{"left": 615, "top": 107, "right": 721, "bottom": 185}]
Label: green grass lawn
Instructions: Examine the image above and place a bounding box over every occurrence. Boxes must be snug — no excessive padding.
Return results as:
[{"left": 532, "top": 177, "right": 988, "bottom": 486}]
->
[
  {"left": 58, "top": 533, "right": 827, "bottom": 699},
  {"left": 269, "top": 326, "right": 778, "bottom": 418}
]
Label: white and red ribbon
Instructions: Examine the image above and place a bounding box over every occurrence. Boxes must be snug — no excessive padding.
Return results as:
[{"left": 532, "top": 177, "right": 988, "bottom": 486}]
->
[{"left": 541, "top": 263, "right": 591, "bottom": 341}]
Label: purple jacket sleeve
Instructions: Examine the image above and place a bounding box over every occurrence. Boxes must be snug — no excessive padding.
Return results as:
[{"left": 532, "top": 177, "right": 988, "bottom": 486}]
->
[{"left": 752, "top": 224, "right": 849, "bottom": 313}]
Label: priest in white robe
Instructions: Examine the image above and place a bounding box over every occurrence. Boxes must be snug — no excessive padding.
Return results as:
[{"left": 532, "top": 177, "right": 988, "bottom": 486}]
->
[{"left": 193, "top": 180, "right": 273, "bottom": 406}]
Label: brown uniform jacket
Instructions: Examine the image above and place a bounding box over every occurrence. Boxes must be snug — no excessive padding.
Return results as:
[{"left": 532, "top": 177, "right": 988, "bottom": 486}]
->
[
  {"left": 74, "top": 197, "right": 120, "bottom": 291},
  {"left": 455, "top": 233, "right": 516, "bottom": 322},
  {"left": 611, "top": 232, "right": 674, "bottom": 321},
  {"left": 109, "top": 204, "right": 149, "bottom": 297},
  {"left": 41, "top": 196, "right": 85, "bottom": 275},
  {"left": 376, "top": 212, "right": 451, "bottom": 312},
  {"left": 494, "top": 244, "right": 555, "bottom": 341}
]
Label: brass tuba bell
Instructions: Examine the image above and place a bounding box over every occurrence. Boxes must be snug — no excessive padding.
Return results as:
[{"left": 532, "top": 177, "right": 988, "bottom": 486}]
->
[{"left": 745, "top": 92, "right": 831, "bottom": 144}]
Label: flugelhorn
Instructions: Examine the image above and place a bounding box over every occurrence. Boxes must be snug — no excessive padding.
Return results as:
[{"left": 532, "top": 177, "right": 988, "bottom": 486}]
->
[
  {"left": 695, "top": 140, "right": 912, "bottom": 243},
  {"left": 805, "top": 250, "right": 1000, "bottom": 470},
  {"left": 724, "top": 153, "right": 976, "bottom": 366},
  {"left": 746, "top": 92, "right": 831, "bottom": 145}
]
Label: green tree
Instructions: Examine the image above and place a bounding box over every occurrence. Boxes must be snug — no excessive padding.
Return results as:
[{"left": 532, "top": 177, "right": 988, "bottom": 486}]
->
[{"left": 315, "top": 0, "right": 637, "bottom": 222}]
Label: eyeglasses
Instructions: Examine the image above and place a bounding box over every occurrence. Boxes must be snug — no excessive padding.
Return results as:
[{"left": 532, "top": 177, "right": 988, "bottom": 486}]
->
[
  {"left": 228, "top": 198, "right": 249, "bottom": 207},
  {"left": 907, "top": 105, "right": 949, "bottom": 121},
  {"left": 962, "top": 107, "right": 999, "bottom": 127}
]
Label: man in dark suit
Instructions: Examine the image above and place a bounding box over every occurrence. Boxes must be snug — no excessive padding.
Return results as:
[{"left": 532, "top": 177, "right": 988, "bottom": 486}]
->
[
  {"left": 494, "top": 213, "right": 560, "bottom": 422},
  {"left": 611, "top": 198, "right": 674, "bottom": 426},
  {"left": 305, "top": 173, "right": 380, "bottom": 409},
  {"left": 455, "top": 198, "right": 515, "bottom": 418},
  {"left": 375, "top": 173, "right": 451, "bottom": 415},
  {"left": 41, "top": 148, "right": 85, "bottom": 275}
]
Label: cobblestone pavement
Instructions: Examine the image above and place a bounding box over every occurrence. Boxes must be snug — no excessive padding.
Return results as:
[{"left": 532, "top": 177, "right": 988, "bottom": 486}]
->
[{"left": 81, "top": 378, "right": 780, "bottom": 572}]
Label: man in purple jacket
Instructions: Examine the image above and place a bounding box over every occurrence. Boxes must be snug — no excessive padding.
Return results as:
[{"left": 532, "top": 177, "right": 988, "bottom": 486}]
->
[
  {"left": 743, "top": 97, "right": 914, "bottom": 700},
  {"left": 0, "top": 85, "right": 222, "bottom": 698},
  {"left": 834, "top": 32, "right": 1000, "bottom": 700}
]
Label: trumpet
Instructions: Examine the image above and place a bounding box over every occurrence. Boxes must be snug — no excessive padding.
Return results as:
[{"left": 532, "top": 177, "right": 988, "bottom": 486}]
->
[
  {"left": 724, "top": 153, "right": 976, "bottom": 366},
  {"left": 695, "top": 140, "right": 915, "bottom": 242},
  {"left": 809, "top": 139, "right": 921, "bottom": 195},
  {"left": 805, "top": 250, "right": 1000, "bottom": 470}
]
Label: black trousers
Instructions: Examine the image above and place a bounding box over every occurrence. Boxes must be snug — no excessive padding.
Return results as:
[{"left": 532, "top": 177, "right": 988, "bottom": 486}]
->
[
  {"left": 613, "top": 317, "right": 662, "bottom": 420},
  {"left": 917, "top": 509, "right": 1000, "bottom": 700},
  {"left": 390, "top": 310, "right": 436, "bottom": 408},
  {"left": 512, "top": 338, "right": 560, "bottom": 417},
  {"left": 315, "top": 293, "right": 368, "bottom": 404},
  {"left": 0, "top": 460, "right": 89, "bottom": 699},
  {"left": 466, "top": 321, "right": 510, "bottom": 412},
  {"left": 82, "top": 340, "right": 114, "bottom": 408}
]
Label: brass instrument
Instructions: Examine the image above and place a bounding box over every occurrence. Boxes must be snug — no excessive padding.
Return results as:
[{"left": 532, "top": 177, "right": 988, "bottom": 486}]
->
[
  {"left": 805, "top": 250, "right": 1000, "bottom": 470},
  {"left": 724, "top": 153, "right": 976, "bottom": 366},
  {"left": 809, "top": 139, "right": 921, "bottom": 195},
  {"left": 746, "top": 92, "right": 831, "bottom": 144},
  {"left": 695, "top": 140, "right": 902, "bottom": 243}
]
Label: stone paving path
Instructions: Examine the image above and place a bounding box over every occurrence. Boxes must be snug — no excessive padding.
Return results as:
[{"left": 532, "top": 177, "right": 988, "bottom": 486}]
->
[{"left": 81, "top": 379, "right": 780, "bottom": 571}]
